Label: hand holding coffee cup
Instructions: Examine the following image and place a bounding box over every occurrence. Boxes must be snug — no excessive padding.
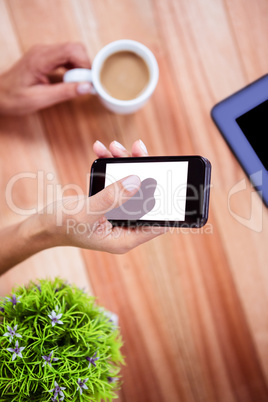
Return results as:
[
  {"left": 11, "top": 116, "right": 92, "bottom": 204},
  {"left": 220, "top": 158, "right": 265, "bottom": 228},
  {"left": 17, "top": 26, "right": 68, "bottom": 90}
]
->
[{"left": 63, "top": 40, "right": 159, "bottom": 114}]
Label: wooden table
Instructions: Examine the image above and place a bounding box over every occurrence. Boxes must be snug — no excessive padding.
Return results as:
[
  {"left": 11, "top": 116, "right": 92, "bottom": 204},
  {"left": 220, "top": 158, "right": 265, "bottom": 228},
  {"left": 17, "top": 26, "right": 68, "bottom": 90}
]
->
[{"left": 0, "top": 1, "right": 268, "bottom": 401}]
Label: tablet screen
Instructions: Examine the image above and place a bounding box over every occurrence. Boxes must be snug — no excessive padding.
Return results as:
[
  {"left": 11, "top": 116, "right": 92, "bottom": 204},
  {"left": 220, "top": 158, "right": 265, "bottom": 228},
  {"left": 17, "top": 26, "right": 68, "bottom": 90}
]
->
[{"left": 236, "top": 99, "right": 268, "bottom": 170}]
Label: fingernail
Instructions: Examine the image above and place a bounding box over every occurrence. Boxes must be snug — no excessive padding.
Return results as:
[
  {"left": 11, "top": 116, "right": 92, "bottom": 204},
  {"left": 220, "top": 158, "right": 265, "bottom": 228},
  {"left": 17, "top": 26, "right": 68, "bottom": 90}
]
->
[
  {"left": 77, "top": 82, "right": 92, "bottom": 94},
  {"left": 95, "top": 140, "right": 106, "bottom": 150},
  {"left": 139, "top": 139, "right": 148, "bottom": 154},
  {"left": 121, "top": 175, "right": 141, "bottom": 192},
  {"left": 113, "top": 140, "right": 126, "bottom": 150}
]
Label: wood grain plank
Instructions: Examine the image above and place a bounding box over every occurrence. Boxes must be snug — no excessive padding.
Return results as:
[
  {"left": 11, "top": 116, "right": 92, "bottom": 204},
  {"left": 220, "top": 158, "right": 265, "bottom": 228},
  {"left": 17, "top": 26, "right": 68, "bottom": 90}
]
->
[
  {"left": 6, "top": 0, "right": 82, "bottom": 49},
  {"left": 1, "top": 0, "right": 268, "bottom": 401},
  {"left": 152, "top": 0, "right": 268, "bottom": 392},
  {"left": 0, "top": 1, "right": 21, "bottom": 70},
  {"left": 0, "top": 1, "right": 92, "bottom": 296},
  {"left": 224, "top": 0, "right": 268, "bottom": 81}
]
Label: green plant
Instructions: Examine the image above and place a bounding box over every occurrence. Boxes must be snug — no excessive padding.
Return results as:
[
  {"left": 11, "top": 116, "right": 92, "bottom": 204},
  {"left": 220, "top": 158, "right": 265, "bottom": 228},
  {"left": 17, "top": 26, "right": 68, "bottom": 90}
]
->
[{"left": 0, "top": 278, "right": 124, "bottom": 401}]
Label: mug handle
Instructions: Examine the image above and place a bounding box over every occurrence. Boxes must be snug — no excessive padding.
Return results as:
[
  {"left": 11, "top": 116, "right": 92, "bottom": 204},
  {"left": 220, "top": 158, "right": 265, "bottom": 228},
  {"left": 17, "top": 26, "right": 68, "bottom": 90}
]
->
[{"left": 63, "top": 68, "right": 97, "bottom": 94}]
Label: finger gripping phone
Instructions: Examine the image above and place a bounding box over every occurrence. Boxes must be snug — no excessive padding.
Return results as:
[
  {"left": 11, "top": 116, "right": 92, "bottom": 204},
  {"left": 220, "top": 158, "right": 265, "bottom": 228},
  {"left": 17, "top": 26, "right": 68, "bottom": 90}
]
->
[{"left": 89, "top": 155, "right": 211, "bottom": 227}]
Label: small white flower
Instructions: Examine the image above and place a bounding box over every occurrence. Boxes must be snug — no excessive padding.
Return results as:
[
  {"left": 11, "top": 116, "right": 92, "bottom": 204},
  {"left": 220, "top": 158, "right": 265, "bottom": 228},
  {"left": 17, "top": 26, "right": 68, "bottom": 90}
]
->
[
  {"left": 48, "top": 310, "right": 63, "bottom": 327},
  {"left": 42, "top": 351, "right": 59, "bottom": 367},
  {"left": 6, "top": 340, "right": 25, "bottom": 360},
  {"left": 77, "top": 378, "right": 89, "bottom": 395},
  {"left": 3, "top": 325, "right": 22, "bottom": 343},
  {"left": 49, "top": 381, "right": 66, "bottom": 400},
  {"left": 6, "top": 294, "right": 21, "bottom": 308}
]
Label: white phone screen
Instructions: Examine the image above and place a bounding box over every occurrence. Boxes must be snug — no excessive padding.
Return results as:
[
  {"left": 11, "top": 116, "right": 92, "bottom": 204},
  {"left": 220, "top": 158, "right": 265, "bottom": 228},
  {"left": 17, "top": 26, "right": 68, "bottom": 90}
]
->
[{"left": 104, "top": 161, "right": 189, "bottom": 221}]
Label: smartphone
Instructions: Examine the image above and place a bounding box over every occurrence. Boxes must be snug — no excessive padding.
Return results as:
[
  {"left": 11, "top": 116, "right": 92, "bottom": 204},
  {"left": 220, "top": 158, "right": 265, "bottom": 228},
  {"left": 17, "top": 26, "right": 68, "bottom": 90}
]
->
[{"left": 89, "top": 155, "right": 211, "bottom": 228}]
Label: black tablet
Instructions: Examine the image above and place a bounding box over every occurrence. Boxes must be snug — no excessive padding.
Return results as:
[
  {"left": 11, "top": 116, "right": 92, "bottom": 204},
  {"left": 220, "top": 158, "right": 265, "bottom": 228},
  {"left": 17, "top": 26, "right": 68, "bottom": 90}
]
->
[{"left": 211, "top": 74, "right": 268, "bottom": 207}]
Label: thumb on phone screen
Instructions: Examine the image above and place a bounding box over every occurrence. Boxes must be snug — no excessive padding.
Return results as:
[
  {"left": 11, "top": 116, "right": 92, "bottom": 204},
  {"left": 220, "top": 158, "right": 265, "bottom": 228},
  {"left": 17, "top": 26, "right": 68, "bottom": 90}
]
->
[{"left": 88, "top": 175, "right": 141, "bottom": 219}]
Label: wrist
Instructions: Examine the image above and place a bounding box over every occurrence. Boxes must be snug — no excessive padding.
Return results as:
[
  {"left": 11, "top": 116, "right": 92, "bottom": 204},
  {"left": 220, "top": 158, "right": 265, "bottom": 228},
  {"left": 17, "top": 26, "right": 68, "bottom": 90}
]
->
[
  {"left": 0, "top": 214, "right": 56, "bottom": 276},
  {"left": 19, "top": 213, "right": 56, "bottom": 253}
]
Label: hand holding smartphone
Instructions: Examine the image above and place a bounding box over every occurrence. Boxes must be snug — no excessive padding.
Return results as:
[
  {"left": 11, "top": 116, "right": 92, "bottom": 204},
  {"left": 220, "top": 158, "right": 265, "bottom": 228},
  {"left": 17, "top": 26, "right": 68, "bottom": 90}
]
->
[{"left": 89, "top": 155, "right": 211, "bottom": 228}]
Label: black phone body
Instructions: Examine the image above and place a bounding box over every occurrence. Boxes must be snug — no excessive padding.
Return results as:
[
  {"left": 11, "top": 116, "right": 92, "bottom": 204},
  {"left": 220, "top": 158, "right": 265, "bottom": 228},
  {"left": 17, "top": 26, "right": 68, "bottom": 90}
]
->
[{"left": 89, "top": 155, "right": 211, "bottom": 228}]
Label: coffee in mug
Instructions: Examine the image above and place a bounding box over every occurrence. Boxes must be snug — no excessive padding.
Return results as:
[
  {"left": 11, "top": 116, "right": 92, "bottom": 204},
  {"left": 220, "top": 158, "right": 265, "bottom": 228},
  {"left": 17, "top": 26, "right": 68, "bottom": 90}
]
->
[
  {"left": 100, "top": 51, "right": 150, "bottom": 101},
  {"left": 63, "top": 39, "right": 159, "bottom": 114}
]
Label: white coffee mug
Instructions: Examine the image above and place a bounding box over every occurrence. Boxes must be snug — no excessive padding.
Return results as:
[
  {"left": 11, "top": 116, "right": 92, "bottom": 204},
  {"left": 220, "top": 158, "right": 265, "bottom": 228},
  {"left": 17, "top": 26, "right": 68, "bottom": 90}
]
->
[{"left": 63, "top": 39, "right": 159, "bottom": 114}]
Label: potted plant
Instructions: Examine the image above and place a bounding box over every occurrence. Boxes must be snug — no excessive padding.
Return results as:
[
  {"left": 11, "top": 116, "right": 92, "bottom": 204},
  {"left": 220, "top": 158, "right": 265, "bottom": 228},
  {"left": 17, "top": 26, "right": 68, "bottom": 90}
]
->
[{"left": 0, "top": 278, "right": 123, "bottom": 401}]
